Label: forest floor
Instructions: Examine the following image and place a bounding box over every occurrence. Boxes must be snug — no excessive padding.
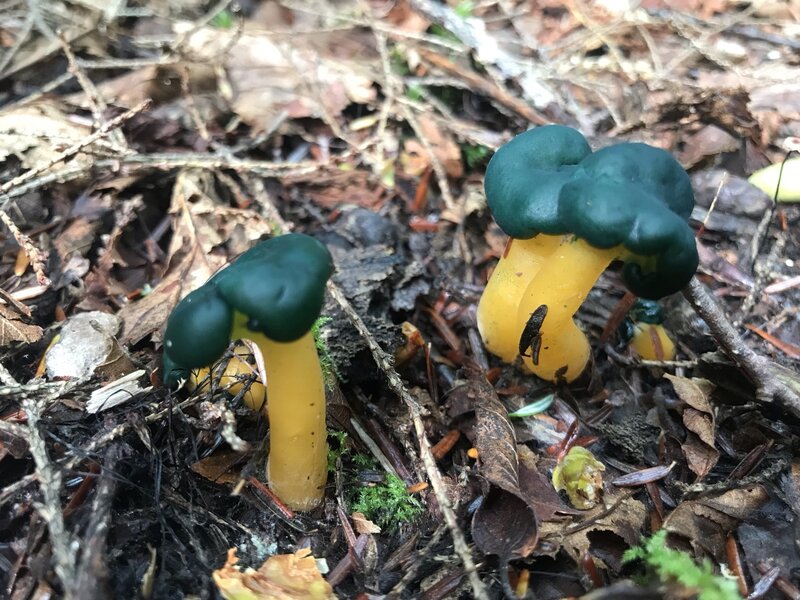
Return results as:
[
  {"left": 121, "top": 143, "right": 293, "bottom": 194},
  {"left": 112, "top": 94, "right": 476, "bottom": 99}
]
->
[{"left": 1, "top": 0, "right": 800, "bottom": 598}]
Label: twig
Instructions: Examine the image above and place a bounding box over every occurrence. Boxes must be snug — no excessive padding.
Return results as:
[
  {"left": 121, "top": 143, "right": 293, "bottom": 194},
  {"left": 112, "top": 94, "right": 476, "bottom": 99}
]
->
[
  {"left": 0, "top": 99, "right": 151, "bottom": 197},
  {"left": 69, "top": 447, "right": 119, "bottom": 600},
  {"left": 57, "top": 31, "right": 128, "bottom": 149},
  {"left": 327, "top": 283, "right": 490, "bottom": 600},
  {"left": 682, "top": 278, "right": 800, "bottom": 418},
  {"left": 22, "top": 395, "right": 76, "bottom": 592},
  {"left": 0, "top": 209, "right": 50, "bottom": 285}
]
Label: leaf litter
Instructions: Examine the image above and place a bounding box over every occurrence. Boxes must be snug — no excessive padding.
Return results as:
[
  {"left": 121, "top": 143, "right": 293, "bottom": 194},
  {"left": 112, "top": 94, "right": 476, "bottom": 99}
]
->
[{"left": 1, "top": 0, "right": 800, "bottom": 599}]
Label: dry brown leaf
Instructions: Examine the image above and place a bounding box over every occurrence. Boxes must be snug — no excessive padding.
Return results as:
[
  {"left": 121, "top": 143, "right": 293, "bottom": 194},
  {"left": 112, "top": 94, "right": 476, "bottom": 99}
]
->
[
  {"left": 0, "top": 304, "right": 43, "bottom": 346},
  {"left": 181, "top": 25, "right": 376, "bottom": 128},
  {"left": 663, "top": 486, "right": 769, "bottom": 560},
  {"left": 213, "top": 547, "right": 336, "bottom": 600},
  {"left": 448, "top": 366, "right": 538, "bottom": 559},
  {"left": 666, "top": 374, "right": 720, "bottom": 479},
  {"left": 402, "top": 114, "right": 463, "bottom": 179},
  {"left": 538, "top": 490, "right": 648, "bottom": 565},
  {"left": 351, "top": 512, "right": 381, "bottom": 535},
  {"left": 0, "top": 102, "right": 93, "bottom": 170},
  {"left": 191, "top": 450, "right": 248, "bottom": 486}
]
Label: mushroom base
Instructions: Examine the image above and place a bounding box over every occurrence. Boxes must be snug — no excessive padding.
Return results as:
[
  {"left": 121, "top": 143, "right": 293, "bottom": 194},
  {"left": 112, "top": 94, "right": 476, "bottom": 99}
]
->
[
  {"left": 233, "top": 324, "right": 328, "bottom": 511},
  {"left": 517, "top": 238, "right": 619, "bottom": 382},
  {"left": 477, "top": 235, "right": 564, "bottom": 362}
]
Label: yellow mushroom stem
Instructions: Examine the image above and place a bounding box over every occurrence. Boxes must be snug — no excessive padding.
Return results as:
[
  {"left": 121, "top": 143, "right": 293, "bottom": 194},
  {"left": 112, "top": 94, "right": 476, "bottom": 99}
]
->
[
  {"left": 232, "top": 314, "right": 327, "bottom": 512},
  {"left": 517, "top": 238, "right": 620, "bottom": 382},
  {"left": 187, "top": 345, "right": 267, "bottom": 415},
  {"left": 630, "top": 323, "right": 676, "bottom": 361},
  {"left": 477, "top": 234, "right": 564, "bottom": 362}
]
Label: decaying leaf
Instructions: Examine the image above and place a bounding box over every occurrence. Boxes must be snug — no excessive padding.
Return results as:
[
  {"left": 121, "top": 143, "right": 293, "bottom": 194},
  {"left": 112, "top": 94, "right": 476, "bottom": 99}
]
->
[
  {"left": 213, "top": 548, "right": 336, "bottom": 600},
  {"left": 538, "top": 489, "right": 648, "bottom": 565},
  {"left": 181, "top": 24, "right": 376, "bottom": 128},
  {"left": 191, "top": 449, "right": 248, "bottom": 486},
  {"left": 401, "top": 114, "right": 463, "bottom": 178},
  {"left": 0, "top": 102, "right": 93, "bottom": 171},
  {"left": 447, "top": 366, "right": 538, "bottom": 559},
  {"left": 663, "top": 486, "right": 769, "bottom": 560},
  {"left": 351, "top": 512, "right": 381, "bottom": 535},
  {"left": 665, "top": 374, "right": 720, "bottom": 479},
  {"left": 0, "top": 304, "right": 43, "bottom": 346}
]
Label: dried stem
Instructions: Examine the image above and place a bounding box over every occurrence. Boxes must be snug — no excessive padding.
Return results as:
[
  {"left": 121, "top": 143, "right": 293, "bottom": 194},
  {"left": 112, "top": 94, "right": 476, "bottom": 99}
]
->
[
  {"left": 682, "top": 277, "right": 800, "bottom": 418},
  {"left": 327, "top": 283, "right": 490, "bottom": 600},
  {"left": 22, "top": 395, "right": 76, "bottom": 594},
  {"left": 0, "top": 99, "right": 151, "bottom": 197}
]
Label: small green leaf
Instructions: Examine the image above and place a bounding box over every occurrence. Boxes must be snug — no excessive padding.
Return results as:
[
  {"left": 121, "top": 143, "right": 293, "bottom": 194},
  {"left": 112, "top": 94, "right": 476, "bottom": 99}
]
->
[{"left": 508, "top": 394, "right": 555, "bottom": 418}]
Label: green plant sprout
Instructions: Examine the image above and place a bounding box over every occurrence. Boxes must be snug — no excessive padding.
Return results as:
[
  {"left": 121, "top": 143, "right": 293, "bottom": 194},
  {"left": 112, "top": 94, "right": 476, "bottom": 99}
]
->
[
  {"left": 462, "top": 143, "right": 491, "bottom": 169},
  {"left": 312, "top": 316, "right": 340, "bottom": 390},
  {"left": 327, "top": 429, "right": 349, "bottom": 473},
  {"left": 623, "top": 530, "right": 742, "bottom": 600},
  {"left": 210, "top": 9, "right": 235, "bottom": 29},
  {"left": 454, "top": 0, "right": 475, "bottom": 18},
  {"left": 351, "top": 473, "right": 424, "bottom": 532}
]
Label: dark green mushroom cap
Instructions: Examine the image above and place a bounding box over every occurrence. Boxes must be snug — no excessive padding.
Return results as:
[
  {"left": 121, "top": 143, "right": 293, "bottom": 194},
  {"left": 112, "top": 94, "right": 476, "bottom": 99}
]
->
[
  {"left": 162, "top": 233, "right": 333, "bottom": 387},
  {"left": 629, "top": 299, "right": 665, "bottom": 325},
  {"left": 484, "top": 124, "right": 698, "bottom": 299},
  {"left": 618, "top": 299, "right": 665, "bottom": 343}
]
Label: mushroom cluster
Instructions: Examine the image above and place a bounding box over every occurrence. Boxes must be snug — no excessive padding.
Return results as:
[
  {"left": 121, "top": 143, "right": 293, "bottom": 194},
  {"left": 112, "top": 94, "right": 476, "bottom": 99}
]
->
[
  {"left": 477, "top": 125, "right": 697, "bottom": 382},
  {"left": 162, "top": 233, "right": 334, "bottom": 511}
]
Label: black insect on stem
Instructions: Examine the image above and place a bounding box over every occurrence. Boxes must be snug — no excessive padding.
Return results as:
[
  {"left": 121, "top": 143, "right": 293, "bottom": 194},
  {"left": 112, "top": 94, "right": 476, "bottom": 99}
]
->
[{"left": 519, "top": 304, "right": 548, "bottom": 364}]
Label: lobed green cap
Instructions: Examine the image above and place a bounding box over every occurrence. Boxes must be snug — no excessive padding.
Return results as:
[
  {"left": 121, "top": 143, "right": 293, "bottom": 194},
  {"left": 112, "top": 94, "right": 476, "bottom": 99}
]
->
[
  {"left": 484, "top": 125, "right": 698, "bottom": 298},
  {"left": 162, "top": 233, "right": 333, "bottom": 387}
]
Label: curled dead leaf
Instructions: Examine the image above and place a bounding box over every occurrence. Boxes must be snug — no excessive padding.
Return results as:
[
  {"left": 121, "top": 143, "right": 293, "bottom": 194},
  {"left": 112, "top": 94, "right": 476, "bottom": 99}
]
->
[
  {"left": 665, "top": 374, "right": 720, "bottom": 479},
  {"left": 213, "top": 548, "right": 336, "bottom": 600}
]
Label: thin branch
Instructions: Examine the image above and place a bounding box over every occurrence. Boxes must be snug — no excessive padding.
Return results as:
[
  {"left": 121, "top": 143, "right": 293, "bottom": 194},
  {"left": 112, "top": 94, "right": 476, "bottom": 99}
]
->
[
  {"left": 327, "top": 282, "right": 490, "bottom": 600},
  {"left": 682, "top": 277, "right": 800, "bottom": 418},
  {"left": 22, "top": 395, "right": 76, "bottom": 591},
  {"left": 0, "top": 99, "right": 151, "bottom": 197}
]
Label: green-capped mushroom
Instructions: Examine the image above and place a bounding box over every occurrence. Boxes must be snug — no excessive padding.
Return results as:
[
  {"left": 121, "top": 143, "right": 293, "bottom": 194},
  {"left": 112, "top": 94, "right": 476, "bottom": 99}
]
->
[
  {"left": 622, "top": 299, "right": 676, "bottom": 361},
  {"left": 477, "top": 125, "right": 697, "bottom": 381},
  {"left": 162, "top": 233, "right": 334, "bottom": 511}
]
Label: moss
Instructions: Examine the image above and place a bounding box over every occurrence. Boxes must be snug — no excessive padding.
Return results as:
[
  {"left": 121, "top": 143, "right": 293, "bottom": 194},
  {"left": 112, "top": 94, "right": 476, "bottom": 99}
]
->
[{"left": 623, "top": 530, "right": 742, "bottom": 600}]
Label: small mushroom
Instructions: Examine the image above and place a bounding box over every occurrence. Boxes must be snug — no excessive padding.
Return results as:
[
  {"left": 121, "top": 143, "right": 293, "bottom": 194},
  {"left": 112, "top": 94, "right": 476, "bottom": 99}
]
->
[
  {"left": 477, "top": 125, "right": 697, "bottom": 381},
  {"left": 163, "top": 233, "right": 334, "bottom": 511},
  {"left": 623, "top": 299, "right": 676, "bottom": 362}
]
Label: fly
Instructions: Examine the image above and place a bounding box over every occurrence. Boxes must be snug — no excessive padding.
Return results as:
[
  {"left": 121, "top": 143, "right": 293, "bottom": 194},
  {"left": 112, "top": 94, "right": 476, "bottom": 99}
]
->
[{"left": 519, "top": 304, "right": 548, "bottom": 365}]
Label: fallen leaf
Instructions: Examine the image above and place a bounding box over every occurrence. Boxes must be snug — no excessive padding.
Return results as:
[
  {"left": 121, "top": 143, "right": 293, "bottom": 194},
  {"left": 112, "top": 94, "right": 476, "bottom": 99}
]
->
[
  {"left": 181, "top": 24, "right": 376, "bottom": 128},
  {"left": 191, "top": 450, "right": 248, "bottom": 486},
  {"left": 663, "top": 486, "right": 769, "bottom": 561},
  {"left": 0, "top": 102, "right": 92, "bottom": 171},
  {"left": 538, "top": 490, "right": 648, "bottom": 565},
  {"left": 351, "top": 512, "right": 381, "bottom": 535},
  {"left": 0, "top": 304, "right": 43, "bottom": 346},
  {"left": 402, "top": 114, "right": 464, "bottom": 178},
  {"left": 213, "top": 547, "right": 336, "bottom": 600},
  {"left": 665, "top": 374, "right": 720, "bottom": 479},
  {"left": 447, "top": 366, "right": 538, "bottom": 559}
]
